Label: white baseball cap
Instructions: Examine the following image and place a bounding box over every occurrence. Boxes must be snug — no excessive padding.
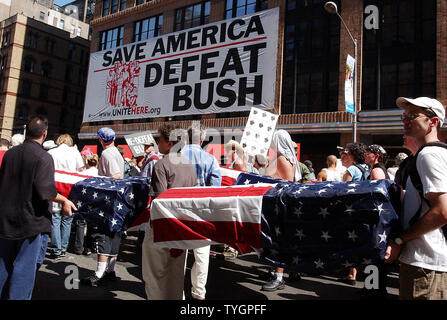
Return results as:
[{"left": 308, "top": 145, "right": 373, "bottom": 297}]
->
[{"left": 396, "top": 97, "right": 445, "bottom": 126}]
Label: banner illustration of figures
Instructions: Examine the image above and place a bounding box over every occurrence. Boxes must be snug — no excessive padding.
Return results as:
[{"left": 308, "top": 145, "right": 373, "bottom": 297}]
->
[
  {"left": 83, "top": 8, "right": 279, "bottom": 122},
  {"left": 345, "top": 54, "right": 355, "bottom": 114},
  {"left": 106, "top": 61, "right": 141, "bottom": 108}
]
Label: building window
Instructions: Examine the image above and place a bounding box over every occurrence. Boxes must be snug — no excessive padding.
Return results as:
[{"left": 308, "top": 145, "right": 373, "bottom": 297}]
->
[
  {"left": 77, "top": 27, "right": 81, "bottom": 37},
  {"left": 111, "top": 0, "right": 118, "bottom": 14},
  {"left": 68, "top": 43, "right": 76, "bottom": 60},
  {"left": 39, "top": 11, "right": 45, "bottom": 20},
  {"left": 24, "top": 56, "right": 35, "bottom": 73},
  {"left": 21, "top": 80, "right": 32, "bottom": 97},
  {"left": 99, "top": 26, "right": 124, "bottom": 50},
  {"left": 16, "top": 104, "right": 29, "bottom": 122},
  {"left": 25, "top": 32, "right": 38, "bottom": 49},
  {"left": 134, "top": 15, "right": 163, "bottom": 42},
  {"left": 281, "top": 0, "right": 340, "bottom": 114},
  {"left": 174, "top": 1, "right": 210, "bottom": 31},
  {"left": 39, "top": 84, "right": 48, "bottom": 100},
  {"left": 120, "top": 0, "right": 127, "bottom": 11},
  {"left": 58, "top": 19, "right": 65, "bottom": 29},
  {"left": 1, "top": 30, "right": 10, "bottom": 47},
  {"left": 103, "top": 0, "right": 110, "bottom": 16},
  {"left": 0, "top": 54, "right": 7, "bottom": 70},
  {"left": 65, "top": 65, "right": 73, "bottom": 82},
  {"left": 45, "top": 38, "right": 55, "bottom": 54},
  {"left": 135, "top": 0, "right": 144, "bottom": 5},
  {"left": 225, "top": 0, "right": 268, "bottom": 19},
  {"left": 41, "top": 61, "right": 52, "bottom": 78},
  {"left": 362, "top": 0, "right": 436, "bottom": 110}
]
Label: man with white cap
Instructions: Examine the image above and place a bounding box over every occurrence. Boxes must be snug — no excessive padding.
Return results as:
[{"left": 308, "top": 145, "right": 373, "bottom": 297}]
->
[
  {"left": 384, "top": 97, "right": 447, "bottom": 300},
  {"left": 81, "top": 127, "right": 125, "bottom": 287}
]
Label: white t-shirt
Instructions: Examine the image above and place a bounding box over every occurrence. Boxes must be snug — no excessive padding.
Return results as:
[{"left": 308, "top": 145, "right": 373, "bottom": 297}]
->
[
  {"left": 48, "top": 144, "right": 84, "bottom": 172},
  {"left": 48, "top": 144, "right": 84, "bottom": 213},
  {"left": 399, "top": 146, "right": 447, "bottom": 272},
  {"left": 322, "top": 168, "right": 342, "bottom": 182},
  {"left": 83, "top": 167, "right": 99, "bottom": 177},
  {"left": 98, "top": 146, "right": 124, "bottom": 178}
]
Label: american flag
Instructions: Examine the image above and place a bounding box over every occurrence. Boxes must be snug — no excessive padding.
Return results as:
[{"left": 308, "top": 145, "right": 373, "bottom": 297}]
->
[
  {"left": 55, "top": 170, "right": 151, "bottom": 232},
  {"left": 219, "top": 167, "right": 244, "bottom": 186},
  {"left": 150, "top": 184, "right": 273, "bottom": 254},
  {"left": 54, "top": 167, "right": 246, "bottom": 232},
  {"left": 259, "top": 179, "right": 401, "bottom": 274}
]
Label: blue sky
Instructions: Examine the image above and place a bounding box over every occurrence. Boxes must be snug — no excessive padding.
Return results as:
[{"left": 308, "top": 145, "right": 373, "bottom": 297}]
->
[{"left": 54, "top": 0, "right": 75, "bottom": 6}]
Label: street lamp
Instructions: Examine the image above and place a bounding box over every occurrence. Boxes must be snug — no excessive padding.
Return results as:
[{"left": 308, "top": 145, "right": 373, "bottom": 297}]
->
[{"left": 324, "top": 1, "right": 358, "bottom": 143}]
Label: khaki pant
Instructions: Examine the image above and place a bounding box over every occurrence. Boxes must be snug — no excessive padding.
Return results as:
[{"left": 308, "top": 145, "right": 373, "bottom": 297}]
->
[
  {"left": 400, "top": 263, "right": 447, "bottom": 300},
  {"left": 190, "top": 245, "right": 210, "bottom": 300},
  {"left": 141, "top": 225, "right": 187, "bottom": 300}
]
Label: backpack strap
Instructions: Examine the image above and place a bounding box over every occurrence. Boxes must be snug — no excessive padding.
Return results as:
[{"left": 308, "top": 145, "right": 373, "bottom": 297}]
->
[
  {"left": 408, "top": 142, "right": 447, "bottom": 238},
  {"left": 353, "top": 163, "right": 369, "bottom": 181}
]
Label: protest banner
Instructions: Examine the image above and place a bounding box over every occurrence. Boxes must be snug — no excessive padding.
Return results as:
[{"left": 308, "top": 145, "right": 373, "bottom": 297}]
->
[
  {"left": 239, "top": 107, "right": 278, "bottom": 158},
  {"left": 83, "top": 8, "right": 279, "bottom": 122},
  {"left": 124, "top": 131, "right": 157, "bottom": 157}
]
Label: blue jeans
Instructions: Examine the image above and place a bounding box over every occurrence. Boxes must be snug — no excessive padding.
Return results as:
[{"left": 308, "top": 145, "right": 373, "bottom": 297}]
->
[
  {"left": 0, "top": 234, "right": 42, "bottom": 300},
  {"left": 50, "top": 213, "right": 73, "bottom": 255},
  {"left": 36, "top": 234, "right": 49, "bottom": 271}
]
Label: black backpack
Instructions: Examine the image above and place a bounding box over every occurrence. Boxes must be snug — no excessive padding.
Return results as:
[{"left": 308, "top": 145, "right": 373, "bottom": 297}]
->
[
  {"left": 353, "top": 163, "right": 370, "bottom": 181},
  {"left": 408, "top": 142, "right": 447, "bottom": 239}
]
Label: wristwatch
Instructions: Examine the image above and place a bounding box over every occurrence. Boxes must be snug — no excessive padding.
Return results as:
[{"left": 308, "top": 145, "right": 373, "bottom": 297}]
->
[{"left": 394, "top": 237, "right": 404, "bottom": 246}]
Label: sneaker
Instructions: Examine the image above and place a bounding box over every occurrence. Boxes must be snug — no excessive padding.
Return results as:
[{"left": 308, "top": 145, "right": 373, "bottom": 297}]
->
[
  {"left": 48, "top": 252, "right": 63, "bottom": 260},
  {"left": 288, "top": 271, "right": 302, "bottom": 282},
  {"left": 222, "top": 246, "right": 238, "bottom": 260},
  {"left": 100, "top": 271, "right": 118, "bottom": 283},
  {"left": 259, "top": 269, "right": 275, "bottom": 281},
  {"left": 80, "top": 274, "right": 101, "bottom": 287},
  {"left": 261, "top": 276, "right": 285, "bottom": 292},
  {"left": 82, "top": 249, "right": 92, "bottom": 256},
  {"left": 60, "top": 251, "right": 66, "bottom": 257}
]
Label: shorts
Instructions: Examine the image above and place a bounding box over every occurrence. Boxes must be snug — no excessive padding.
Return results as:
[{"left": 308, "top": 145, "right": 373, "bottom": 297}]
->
[
  {"left": 399, "top": 263, "right": 447, "bottom": 300},
  {"left": 91, "top": 231, "right": 122, "bottom": 257}
]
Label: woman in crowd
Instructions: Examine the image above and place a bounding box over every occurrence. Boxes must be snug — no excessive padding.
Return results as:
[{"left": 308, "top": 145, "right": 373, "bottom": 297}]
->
[
  {"left": 387, "top": 153, "right": 408, "bottom": 181},
  {"left": 261, "top": 130, "right": 301, "bottom": 291},
  {"left": 365, "top": 144, "right": 390, "bottom": 180},
  {"left": 341, "top": 143, "right": 369, "bottom": 182},
  {"left": 83, "top": 154, "right": 99, "bottom": 176},
  {"left": 339, "top": 142, "right": 369, "bottom": 285}
]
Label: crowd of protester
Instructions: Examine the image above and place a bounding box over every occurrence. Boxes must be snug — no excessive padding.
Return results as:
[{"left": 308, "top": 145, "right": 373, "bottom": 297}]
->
[{"left": 0, "top": 95, "right": 446, "bottom": 301}]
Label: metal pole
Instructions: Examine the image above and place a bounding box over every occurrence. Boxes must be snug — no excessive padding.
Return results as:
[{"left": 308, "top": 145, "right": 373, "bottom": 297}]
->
[
  {"left": 336, "top": 10, "right": 357, "bottom": 143},
  {"left": 83, "top": 0, "right": 88, "bottom": 22},
  {"left": 353, "top": 39, "right": 357, "bottom": 143}
]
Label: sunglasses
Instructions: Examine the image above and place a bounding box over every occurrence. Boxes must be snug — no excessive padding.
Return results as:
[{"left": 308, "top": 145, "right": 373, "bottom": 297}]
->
[{"left": 400, "top": 113, "right": 428, "bottom": 122}]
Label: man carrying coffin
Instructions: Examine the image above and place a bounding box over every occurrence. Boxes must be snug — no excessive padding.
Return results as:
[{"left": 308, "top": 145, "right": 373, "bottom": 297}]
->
[
  {"left": 141, "top": 124, "right": 197, "bottom": 300},
  {"left": 181, "top": 125, "right": 222, "bottom": 300},
  {"left": 81, "top": 127, "right": 125, "bottom": 287}
]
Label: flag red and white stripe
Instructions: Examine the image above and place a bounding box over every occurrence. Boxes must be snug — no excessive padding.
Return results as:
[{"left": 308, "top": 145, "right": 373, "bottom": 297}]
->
[
  {"left": 150, "top": 184, "right": 273, "bottom": 253},
  {"left": 54, "top": 170, "right": 93, "bottom": 198},
  {"left": 219, "top": 166, "right": 243, "bottom": 186}
]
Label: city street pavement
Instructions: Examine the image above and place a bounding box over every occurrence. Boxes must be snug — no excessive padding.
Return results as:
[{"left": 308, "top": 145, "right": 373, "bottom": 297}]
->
[{"left": 32, "top": 233, "right": 399, "bottom": 300}]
